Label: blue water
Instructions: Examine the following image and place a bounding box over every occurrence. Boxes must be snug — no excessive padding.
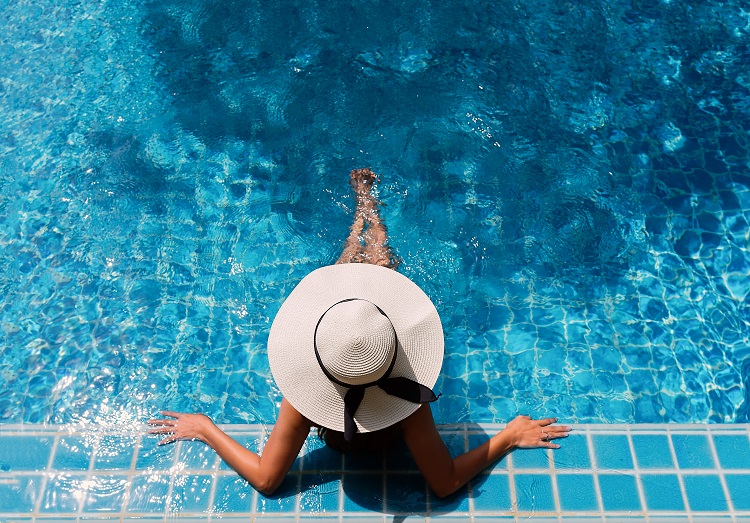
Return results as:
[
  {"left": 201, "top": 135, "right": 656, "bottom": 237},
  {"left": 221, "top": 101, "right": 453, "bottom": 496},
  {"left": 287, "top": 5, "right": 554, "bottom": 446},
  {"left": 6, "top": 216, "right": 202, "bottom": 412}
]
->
[{"left": 1, "top": 0, "right": 749, "bottom": 428}]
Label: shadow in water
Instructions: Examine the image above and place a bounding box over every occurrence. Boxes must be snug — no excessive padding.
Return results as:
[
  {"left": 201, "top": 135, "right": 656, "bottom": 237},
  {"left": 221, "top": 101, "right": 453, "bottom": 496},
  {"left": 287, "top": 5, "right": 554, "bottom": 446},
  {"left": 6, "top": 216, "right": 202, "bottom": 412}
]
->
[{"left": 259, "top": 425, "right": 497, "bottom": 519}]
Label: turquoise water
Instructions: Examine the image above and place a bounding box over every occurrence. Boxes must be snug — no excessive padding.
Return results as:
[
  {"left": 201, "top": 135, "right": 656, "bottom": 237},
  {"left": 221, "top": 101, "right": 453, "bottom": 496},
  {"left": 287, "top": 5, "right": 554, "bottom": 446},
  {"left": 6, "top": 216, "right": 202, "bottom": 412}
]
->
[{"left": 1, "top": 0, "right": 749, "bottom": 428}]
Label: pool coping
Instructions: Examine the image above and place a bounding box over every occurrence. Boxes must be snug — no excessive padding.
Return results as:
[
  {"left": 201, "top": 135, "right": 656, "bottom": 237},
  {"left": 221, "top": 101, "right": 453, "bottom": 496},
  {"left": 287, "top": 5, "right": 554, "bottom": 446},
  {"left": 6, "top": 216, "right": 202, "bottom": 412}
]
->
[{"left": 1, "top": 422, "right": 749, "bottom": 522}]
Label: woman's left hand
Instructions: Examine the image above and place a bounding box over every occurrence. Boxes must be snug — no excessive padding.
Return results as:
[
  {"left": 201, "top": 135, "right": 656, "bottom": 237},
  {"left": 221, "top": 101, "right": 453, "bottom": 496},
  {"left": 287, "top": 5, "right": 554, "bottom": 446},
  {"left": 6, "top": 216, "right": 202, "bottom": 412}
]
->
[
  {"left": 504, "top": 415, "right": 572, "bottom": 449},
  {"left": 147, "top": 411, "right": 216, "bottom": 445}
]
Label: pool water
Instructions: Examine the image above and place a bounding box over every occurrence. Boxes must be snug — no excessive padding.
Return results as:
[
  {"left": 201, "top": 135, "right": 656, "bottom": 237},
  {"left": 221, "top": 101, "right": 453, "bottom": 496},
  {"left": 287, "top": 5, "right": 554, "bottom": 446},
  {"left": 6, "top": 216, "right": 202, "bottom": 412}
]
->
[{"left": 1, "top": 0, "right": 749, "bottom": 431}]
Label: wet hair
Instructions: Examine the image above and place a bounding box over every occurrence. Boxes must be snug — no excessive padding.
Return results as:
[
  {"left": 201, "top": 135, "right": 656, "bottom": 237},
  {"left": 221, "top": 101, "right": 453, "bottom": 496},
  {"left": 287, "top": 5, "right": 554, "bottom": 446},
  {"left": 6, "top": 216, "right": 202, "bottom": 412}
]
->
[{"left": 316, "top": 423, "right": 402, "bottom": 454}]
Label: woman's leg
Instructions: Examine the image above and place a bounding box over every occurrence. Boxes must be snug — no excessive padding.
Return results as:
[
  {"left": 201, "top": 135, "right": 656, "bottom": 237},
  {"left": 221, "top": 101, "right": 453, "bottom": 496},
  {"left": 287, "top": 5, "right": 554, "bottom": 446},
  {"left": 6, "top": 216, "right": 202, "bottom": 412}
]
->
[{"left": 336, "top": 168, "right": 400, "bottom": 269}]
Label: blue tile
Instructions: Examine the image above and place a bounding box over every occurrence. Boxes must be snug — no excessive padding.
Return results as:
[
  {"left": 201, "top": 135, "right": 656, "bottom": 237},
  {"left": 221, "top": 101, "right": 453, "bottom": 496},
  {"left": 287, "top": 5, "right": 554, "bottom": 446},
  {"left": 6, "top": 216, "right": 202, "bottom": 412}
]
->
[
  {"left": 299, "top": 474, "right": 341, "bottom": 513},
  {"left": 683, "top": 475, "right": 727, "bottom": 511},
  {"left": 472, "top": 474, "right": 511, "bottom": 511},
  {"left": 512, "top": 449, "right": 550, "bottom": 469},
  {"left": 126, "top": 474, "right": 170, "bottom": 512},
  {"left": 384, "top": 441, "right": 419, "bottom": 471},
  {"left": 0, "top": 436, "right": 53, "bottom": 471},
  {"left": 514, "top": 474, "right": 555, "bottom": 512},
  {"left": 52, "top": 436, "right": 95, "bottom": 471},
  {"left": 177, "top": 441, "right": 217, "bottom": 470},
  {"left": 469, "top": 434, "right": 507, "bottom": 470},
  {"left": 39, "top": 473, "right": 86, "bottom": 513},
  {"left": 170, "top": 474, "right": 213, "bottom": 512},
  {"left": 631, "top": 435, "right": 673, "bottom": 469},
  {"left": 640, "top": 474, "right": 684, "bottom": 510},
  {"left": 429, "top": 485, "right": 470, "bottom": 513},
  {"left": 725, "top": 474, "right": 750, "bottom": 509},
  {"left": 0, "top": 475, "right": 42, "bottom": 512},
  {"left": 301, "top": 437, "right": 343, "bottom": 472},
  {"left": 385, "top": 473, "right": 427, "bottom": 513},
  {"left": 671, "top": 434, "right": 714, "bottom": 469},
  {"left": 256, "top": 474, "right": 298, "bottom": 513},
  {"left": 713, "top": 435, "right": 750, "bottom": 469},
  {"left": 598, "top": 474, "right": 641, "bottom": 511},
  {"left": 342, "top": 473, "right": 384, "bottom": 512},
  {"left": 93, "top": 435, "right": 136, "bottom": 470},
  {"left": 442, "top": 432, "right": 467, "bottom": 456},
  {"left": 135, "top": 438, "right": 177, "bottom": 470},
  {"left": 557, "top": 474, "right": 598, "bottom": 511},
  {"left": 552, "top": 434, "right": 590, "bottom": 470},
  {"left": 83, "top": 475, "right": 129, "bottom": 512},
  {"left": 211, "top": 476, "right": 254, "bottom": 513},
  {"left": 593, "top": 435, "right": 633, "bottom": 469},
  {"left": 343, "top": 449, "right": 382, "bottom": 471}
]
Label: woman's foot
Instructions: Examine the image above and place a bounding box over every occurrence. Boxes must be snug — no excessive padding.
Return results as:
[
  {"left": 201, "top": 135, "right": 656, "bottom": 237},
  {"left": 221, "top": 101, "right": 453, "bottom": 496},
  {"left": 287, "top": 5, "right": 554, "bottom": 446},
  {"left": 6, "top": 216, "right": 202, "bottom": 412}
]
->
[
  {"left": 337, "top": 167, "right": 399, "bottom": 269},
  {"left": 349, "top": 168, "right": 377, "bottom": 196}
]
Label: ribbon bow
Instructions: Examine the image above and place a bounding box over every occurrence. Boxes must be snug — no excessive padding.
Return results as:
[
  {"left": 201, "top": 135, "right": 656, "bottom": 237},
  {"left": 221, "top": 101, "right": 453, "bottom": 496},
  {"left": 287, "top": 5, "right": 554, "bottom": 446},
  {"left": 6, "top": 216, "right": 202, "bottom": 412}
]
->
[
  {"left": 341, "top": 376, "right": 438, "bottom": 443},
  {"left": 314, "top": 299, "right": 439, "bottom": 443}
]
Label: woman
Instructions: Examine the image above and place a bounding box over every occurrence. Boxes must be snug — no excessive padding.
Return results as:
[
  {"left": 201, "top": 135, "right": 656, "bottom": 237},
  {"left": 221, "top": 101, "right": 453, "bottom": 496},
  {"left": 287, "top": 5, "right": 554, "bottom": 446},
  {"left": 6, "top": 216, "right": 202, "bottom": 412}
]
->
[{"left": 148, "top": 168, "right": 570, "bottom": 498}]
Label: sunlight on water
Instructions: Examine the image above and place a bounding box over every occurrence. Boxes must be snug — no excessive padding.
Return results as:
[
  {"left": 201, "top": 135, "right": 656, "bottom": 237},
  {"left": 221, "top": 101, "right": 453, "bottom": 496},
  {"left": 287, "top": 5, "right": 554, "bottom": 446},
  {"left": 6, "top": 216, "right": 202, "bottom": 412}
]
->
[{"left": 1, "top": 0, "right": 749, "bottom": 429}]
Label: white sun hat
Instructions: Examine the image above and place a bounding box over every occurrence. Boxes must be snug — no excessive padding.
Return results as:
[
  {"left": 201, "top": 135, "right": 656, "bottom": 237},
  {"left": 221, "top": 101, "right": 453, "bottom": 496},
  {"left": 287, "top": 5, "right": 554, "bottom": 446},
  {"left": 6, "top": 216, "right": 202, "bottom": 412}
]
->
[{"left": 268, "top": 263, "right": 444, "bottom": 440}]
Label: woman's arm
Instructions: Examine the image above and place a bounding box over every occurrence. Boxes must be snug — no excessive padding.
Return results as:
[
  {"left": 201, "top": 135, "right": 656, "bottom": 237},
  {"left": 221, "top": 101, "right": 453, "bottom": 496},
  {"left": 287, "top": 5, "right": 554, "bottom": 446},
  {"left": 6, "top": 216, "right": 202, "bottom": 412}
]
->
[
  {"left": 400, "top": 404, "right": 571, "bottom": 498},
  {"left": 148, "top": 398, "right": 312, "bottom": 495}
]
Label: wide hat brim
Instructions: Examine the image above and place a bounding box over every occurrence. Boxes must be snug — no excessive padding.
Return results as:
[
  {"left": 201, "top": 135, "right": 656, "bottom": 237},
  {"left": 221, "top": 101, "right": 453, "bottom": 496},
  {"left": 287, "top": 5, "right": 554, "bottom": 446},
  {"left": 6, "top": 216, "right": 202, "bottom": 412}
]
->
[{"left": 268, "top": 264, "right": 444, "bottom": 433}]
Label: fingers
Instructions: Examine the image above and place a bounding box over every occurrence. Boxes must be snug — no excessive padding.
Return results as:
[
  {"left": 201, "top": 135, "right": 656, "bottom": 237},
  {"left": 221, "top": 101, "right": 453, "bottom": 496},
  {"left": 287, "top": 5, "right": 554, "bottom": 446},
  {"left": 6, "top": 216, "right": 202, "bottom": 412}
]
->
[
  {"left": 537, "top": 417, "right": 558, "bottom": 427},
  {"left": 158, "top": 435, "right": 177, "bottom": 446},
  {"left": 148, "top": 427, "right": 176, "bottom": 435},
  {"left": 146, "top": 424, "right": 178, "bottom": 445},
  {"left": 545, "top": 426, "right": 572, "bottom": 439},
  {"left": 147, "top": 411, "right": 182, "bottom": 426},
  {"left": 147, "top": 418, "right": 176, "bottom": 426},
  {"left": 144, "top": 411, "right": 186, "bottom": 446}
]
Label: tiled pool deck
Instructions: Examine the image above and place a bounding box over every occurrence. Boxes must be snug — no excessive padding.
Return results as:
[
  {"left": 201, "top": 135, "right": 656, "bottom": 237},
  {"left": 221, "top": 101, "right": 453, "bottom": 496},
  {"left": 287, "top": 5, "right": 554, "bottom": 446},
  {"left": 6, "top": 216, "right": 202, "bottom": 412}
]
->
[{"left": 1, "top": 423, "right": 749, "bottom": 522}]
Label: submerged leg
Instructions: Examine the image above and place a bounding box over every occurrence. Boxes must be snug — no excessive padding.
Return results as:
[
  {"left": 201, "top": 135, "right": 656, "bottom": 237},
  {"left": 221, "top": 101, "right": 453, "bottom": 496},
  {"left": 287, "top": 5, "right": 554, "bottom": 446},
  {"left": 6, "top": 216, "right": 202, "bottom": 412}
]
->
[{"left": 336, "top": 168, "right": 400, "bottom": 269}]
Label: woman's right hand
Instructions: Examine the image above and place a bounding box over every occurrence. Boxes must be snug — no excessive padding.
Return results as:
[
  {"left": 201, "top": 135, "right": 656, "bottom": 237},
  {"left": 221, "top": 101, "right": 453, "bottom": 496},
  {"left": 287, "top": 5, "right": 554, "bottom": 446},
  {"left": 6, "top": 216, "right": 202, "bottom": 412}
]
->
[
  {"left": 147, "top": 411, "right": 216, "bottom": 445},
  {"left": 503, "top": 415, "right": 571, "bottom": 449}
]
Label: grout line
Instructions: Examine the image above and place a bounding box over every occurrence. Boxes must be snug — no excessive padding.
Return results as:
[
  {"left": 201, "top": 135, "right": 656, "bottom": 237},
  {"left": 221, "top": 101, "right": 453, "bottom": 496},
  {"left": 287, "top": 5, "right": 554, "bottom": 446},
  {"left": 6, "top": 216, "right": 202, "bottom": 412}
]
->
[
  {"left": 32, "top": 433, "right": 60, "bottom": 518},
  {"left": 5, "top": 465, "right": 744, "bottom": 478},
  {"left": 627, "top": 426, "right": 650, "bottom": 523},
  {"left": 205, "top": 454, "right": 220, "bottom": 522},
  {"left": 294, "top": 437, "right": 304, "bottom": 518},
  {"left": 667, "top": 428, "right": 692, "bottom": 522},
  {"left": 507, "top": 449, "right": 517, "bottom": 513},
  {"left": 119, "top": 432, "right": 143, "bottom": 517},
  {"left": 465, "top": 424, "right": 475, "bottom": 518},
  {"left": 707, "top": 428, "right": 736, "bottom": 518},
  {"left": 586, "top": 428, "right": 606, "bottom": 519},
  {"left": 79, "top": 432, "right": 98, "bottom": 519},
  {"left": 548, "top": 444, "right": 561, "bottom": 518},
  {"left": 163, "top": 440, "right": 181, "bottom": 520}
]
